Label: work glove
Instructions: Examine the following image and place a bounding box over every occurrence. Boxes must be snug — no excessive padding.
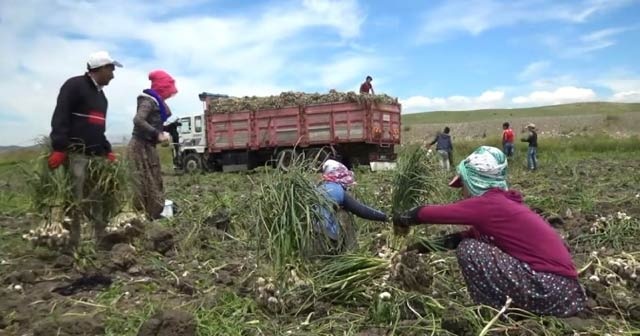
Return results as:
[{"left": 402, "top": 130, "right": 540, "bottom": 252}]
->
[
  {"left": 392, "top": 206, "right": 423, "bottom": 228},
  {"left": 106, "top": 152, "right": 117, "bottom": 162},
  {"left": 48, "top": 151, "right": 67, "bottom": 169},
  {"left": 405, "top": 232, "right": 464, "bottom": 254}
]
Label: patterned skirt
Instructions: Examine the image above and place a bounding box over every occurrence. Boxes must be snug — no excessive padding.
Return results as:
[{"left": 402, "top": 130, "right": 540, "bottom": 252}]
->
[
  {"left": 127, "top": 137, "right": 164, "bottom": 219},
  {"left": 456, "top": 238, "right": 586, "bottom": 317}
]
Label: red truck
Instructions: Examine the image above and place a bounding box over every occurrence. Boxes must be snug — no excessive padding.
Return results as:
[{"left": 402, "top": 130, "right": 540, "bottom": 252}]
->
[{"left": 175, "top": 93, "right": 402, "bottom": 173}]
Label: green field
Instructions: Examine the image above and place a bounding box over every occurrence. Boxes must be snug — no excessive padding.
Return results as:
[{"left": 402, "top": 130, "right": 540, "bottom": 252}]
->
[
  {"left": 1, "top": 133, "right": 640, "bottom": 335},
  {"left": 401, "top": 101, "right": 640, "bottom": 125}
]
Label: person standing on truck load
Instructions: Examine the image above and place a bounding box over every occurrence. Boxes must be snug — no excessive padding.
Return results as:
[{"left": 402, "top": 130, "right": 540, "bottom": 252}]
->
[
  {"left": 48, "top": 50, "right": 122, "bottom": 249},
  {"left": 392, "top": 146, "right": 586, "bottom": 317},
  {"left": 359, "top": 76, "right": 375, "bottom": 94},
  {"left": 127, "top": 70, "right": 177, "bottom": 219},
  {"left": 428, "top": 127, "right": 453, "bottom": 170},
  {"left": 312, "top": 159, "right": 388, "bottom": 255},
  {"left": 521, "top": 123, "right": 538, "bottom": 171},
  {"left": 502, "top": 122, "right": 515, "bottom": 157}
]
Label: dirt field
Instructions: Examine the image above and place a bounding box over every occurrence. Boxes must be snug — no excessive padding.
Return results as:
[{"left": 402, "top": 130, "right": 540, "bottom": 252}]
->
[{"left": 1, "top": 136, "right": 640, "bottom": 335}]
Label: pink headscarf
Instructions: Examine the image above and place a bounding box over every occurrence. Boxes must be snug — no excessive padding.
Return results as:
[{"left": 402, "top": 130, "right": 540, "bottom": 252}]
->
[
  {"left": 149, "top": 70, "right": 178, "bottom": 100},
  {"left": 321, "top": 159, "right": 355, "bottom": 188}
]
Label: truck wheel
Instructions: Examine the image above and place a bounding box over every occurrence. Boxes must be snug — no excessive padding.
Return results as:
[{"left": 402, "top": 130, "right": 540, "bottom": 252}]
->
[
  {"left": 276, "top": 149, "right": 296, "bottom": 171},
  {"left": 183, "top": 154, "right": 202, "bottom": 174},
  {"left": 306, "top": 147, "right": 332, "bottom": 171}
]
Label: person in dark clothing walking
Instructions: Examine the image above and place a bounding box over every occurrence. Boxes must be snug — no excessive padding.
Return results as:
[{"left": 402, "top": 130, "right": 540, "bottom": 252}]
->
[
  {"left": 127, "top": 70, "right": 177, "bottom": 219},
  {"left": 48, "top": 50, "right": 123, "bottom": 248},
  {"left": 163, "top": 119, "right": 182, "bottom": 167},
  {"left": 428, "top": 127, "right": 453, "bottom": 170},
  {"left": 521, "top": 123, "right": 538, "bottom": 170}
]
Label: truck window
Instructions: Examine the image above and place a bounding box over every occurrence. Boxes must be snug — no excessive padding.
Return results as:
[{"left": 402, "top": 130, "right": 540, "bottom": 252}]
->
[
  {"left": 180, "top": 118, "right": 192, "bottom": 134},
  {"left": 195, "top": 116, "right": 203, "bottom": 133}
]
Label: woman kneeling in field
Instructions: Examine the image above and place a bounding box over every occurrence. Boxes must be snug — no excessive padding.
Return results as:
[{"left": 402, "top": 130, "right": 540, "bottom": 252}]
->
[
  {"left": 393, "top": 146, "right": 587, "bottom": 317},
  {"left": 313, "top": 159, "right": 388, "bottom": 254}
]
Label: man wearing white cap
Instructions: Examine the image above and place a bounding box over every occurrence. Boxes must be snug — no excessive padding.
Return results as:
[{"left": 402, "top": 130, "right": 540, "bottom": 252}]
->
[{"left": 48, "top": 50, "right": 123, "bottom": 249}]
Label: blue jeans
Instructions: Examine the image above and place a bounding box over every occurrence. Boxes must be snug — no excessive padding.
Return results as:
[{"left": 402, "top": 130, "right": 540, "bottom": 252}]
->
[
  {"left": 503, "top": 143, "right": 514, "bottom": 157},
  {"left": 527, "top": 147, "right": 537, "bottom": 170}
]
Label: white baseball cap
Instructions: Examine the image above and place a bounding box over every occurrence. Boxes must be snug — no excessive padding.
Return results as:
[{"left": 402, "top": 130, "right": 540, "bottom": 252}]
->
[{"left": 87, "top": 51, "right": 123, "bottom": 69}]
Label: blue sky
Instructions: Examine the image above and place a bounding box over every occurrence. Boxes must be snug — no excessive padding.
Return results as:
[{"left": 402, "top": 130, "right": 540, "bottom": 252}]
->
[{"left": 0, "top": 0, "right": 639, "bottom": 146}]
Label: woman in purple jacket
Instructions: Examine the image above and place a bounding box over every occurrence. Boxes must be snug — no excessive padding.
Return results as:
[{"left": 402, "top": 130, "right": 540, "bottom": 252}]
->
[{"left": 393, "top": 146, "right": 586, "bottom": 317}]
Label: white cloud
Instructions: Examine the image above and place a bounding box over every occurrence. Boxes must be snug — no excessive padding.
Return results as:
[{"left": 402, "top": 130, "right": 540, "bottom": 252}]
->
[
  {"left": 0, "top": 0, "right": 373, "bottom": 146},
  {"left": 512, "top": 86, "right": 597, "bottom": 105},
  {"left": 418, "top": 0, "right": 635, "bottom": 43},
  {"left": 401, "top": 90, "right": 505, "bottom": 112},
  {"left": 541, "top": 26, "right": 636, "bottom": 57},
  {"left": 595, "top": 75, "right": 640, "bottom": 102},
  {"left": 518, "top": 61, "right": 551, "bottom": 81},
  {"left": 611, "top": 91, "right": 640, "bottom": 102}
]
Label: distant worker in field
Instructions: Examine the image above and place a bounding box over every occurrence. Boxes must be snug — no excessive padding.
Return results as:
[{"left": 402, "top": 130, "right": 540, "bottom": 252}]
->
[
  {"left": 392, "top": 146, "right": 586, "bottom": 317},
  {"left": 313, "top": 159, "right": 387, "bottom": 255},
  {"left": 502, "top": 122, "right": 515, "bottom": 157},
  {"left": 163, "top": 118, "right": 182, "bottom": 168},
  {"left": 48, "top": 51, "right": 122, "bottom": 249},
  {"left": 127, "top": 70, "right": 178, "bottom": 219},
  {"left": 521, "top": 123, "right": 538, "bottom": 171},
  {"left": 428, "top": 127, "right": 454, "bottom": 170},
  {"left": 359, "top": 76, "right": 375, "bottom": 94}
]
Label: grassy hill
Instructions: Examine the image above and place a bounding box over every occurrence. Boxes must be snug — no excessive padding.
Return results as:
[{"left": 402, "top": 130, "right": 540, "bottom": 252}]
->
[{"left": 401, "top": 102, "right": 640, "bottom": 125}]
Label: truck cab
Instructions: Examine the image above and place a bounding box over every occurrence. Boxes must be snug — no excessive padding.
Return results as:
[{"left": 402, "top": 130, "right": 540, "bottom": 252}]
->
[{"left": 176, "top": 114, "right": 207, "bottom": 173}]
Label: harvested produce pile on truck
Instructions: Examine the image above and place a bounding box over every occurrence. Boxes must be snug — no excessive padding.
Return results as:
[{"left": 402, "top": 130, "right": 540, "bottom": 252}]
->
[{"left": 206, "top": 90, "right": 399, "bottom": 114}]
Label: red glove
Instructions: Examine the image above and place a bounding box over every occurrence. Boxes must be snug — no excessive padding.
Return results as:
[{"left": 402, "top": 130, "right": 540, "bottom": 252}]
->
[
  {"left": 107, "top": 152, "right": 117, "bottom": 162},
  {"left": 48, "top": 151, "right": 67, "bottom": 169}
]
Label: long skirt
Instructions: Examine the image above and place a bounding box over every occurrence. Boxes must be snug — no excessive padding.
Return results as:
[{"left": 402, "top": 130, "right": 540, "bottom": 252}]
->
[
  {"left": 456, "top": 238, "right": 586, "bottom": 317},
  {"left": 127, "top": 138, "right": 164, "bottom": 219}
]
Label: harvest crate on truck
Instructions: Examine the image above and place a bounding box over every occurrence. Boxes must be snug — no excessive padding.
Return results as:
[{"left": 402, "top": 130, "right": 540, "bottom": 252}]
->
[{"left": 175, "top": 91, "right": 402, "bottom": 173}]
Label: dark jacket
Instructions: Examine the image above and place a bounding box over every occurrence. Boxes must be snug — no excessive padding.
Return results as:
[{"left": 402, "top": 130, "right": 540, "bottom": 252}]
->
[
  {"left": 430, "top": 133, "right": 453, "bottom": 152},
  {"left": 131, "top": 94, "right": 164, "bottom": 144},
  {"left": 522, "top": 131, "right": 538, "bottom": 147},
  {"left": 50, "top": 74, "right": 112, "bottom": 155}
]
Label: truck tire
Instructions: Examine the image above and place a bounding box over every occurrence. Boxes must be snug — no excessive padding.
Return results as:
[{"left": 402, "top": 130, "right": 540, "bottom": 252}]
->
[
  {"left": 276, "top": 149, "right": 296, "bottom": 171},
  {"left": 183, "top": 153, "right": 203, "bottom": 174},
  {"left": 305, "top": 147, "right": 332, "bottom": 171}
]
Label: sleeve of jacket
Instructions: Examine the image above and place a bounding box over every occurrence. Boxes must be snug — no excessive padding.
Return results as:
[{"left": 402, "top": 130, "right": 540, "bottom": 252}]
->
[
  {"left": 134, "top": 97, "right": 161, "bottom": 140},
  {"left": 342, "top": 192, "right": 387, "bottom": 221},
  {"left": 50, "top": 79, "right": 77, "bottom": 151}
]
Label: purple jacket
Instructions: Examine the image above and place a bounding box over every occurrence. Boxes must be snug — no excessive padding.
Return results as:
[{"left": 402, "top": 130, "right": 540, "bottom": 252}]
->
[{"left": 416, "top": 188, "right": 578, "bottom": 279}]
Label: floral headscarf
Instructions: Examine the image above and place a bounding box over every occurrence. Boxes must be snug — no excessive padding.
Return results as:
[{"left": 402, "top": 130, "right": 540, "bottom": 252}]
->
[
  {"left": 321, "top": 159, "right": 355, "bottom": 188},
  {"left": 451, "top": 146, "right": 508, "bottom": 196}
]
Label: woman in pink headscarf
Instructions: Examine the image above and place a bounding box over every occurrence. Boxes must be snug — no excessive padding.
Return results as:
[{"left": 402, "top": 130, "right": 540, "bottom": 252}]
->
[{"left": 127, "top": 70, "right": 178, "bottom": 219}]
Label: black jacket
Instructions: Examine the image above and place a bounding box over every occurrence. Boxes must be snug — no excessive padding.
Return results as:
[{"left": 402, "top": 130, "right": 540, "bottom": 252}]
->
[
  {"left": 522, "top": 131, "right": 538, "bottom": 147},
  {"left": 50, "top": 74, "right": 111, "bottom": 155}
]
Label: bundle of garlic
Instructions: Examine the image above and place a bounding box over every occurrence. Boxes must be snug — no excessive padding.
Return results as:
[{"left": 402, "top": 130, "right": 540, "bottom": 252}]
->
[
  {"left": 255, "top": 277, "right": 283, "bottom": 313},
  {"left": 22, "top": 215, "right": 71, "bottom": 248},
  {"left": 106, "top": 211, "right": 145, "bottom": 234},
  {"left": 586, "top": 251, "right": 640, "bottom": 288}
]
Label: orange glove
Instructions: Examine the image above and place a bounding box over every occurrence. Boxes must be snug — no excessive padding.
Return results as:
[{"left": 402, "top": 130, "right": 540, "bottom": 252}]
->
[
  {"left": 107, "top": 152, "right": 117, "bottom": 162},
  {"left": 48, "top": 151, "right": 67, "bottom": 169}
]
